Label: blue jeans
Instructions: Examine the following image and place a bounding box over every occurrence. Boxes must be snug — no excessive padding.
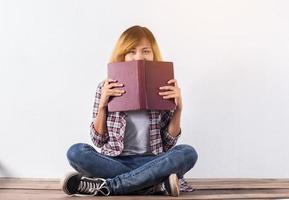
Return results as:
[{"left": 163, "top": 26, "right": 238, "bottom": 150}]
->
[{"left": 67, "top": 143, "right": 198, "bottom": 195}]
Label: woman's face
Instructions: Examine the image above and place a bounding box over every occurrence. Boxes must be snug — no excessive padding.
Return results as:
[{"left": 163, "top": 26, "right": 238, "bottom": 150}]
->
[{"left": 124, "top": 38, "right": 154, "bottom": 61}]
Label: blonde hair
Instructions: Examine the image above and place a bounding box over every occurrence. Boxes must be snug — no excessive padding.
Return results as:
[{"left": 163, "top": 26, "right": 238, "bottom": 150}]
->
[{"left": 109, "top": 25, "right": 162, "bottom": 63}]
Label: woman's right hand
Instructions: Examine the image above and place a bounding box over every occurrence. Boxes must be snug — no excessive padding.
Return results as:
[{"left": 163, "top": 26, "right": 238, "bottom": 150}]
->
[{"left": 99, "top": 79, "right": 125, "bottom": 108}]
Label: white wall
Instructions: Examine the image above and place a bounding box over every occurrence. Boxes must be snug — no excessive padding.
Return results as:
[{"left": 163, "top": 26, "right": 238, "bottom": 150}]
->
[{"left": 1, "top": 0, "right": 289, "bottom": 178}]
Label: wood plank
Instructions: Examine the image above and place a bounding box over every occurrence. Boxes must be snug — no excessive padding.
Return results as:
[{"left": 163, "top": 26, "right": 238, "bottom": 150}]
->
[
  {"left": 0, "top": 178, "right": 60, "bottom": 190},
  {"left": 1, "top": 178, "right": 289, "bottom": 190},
  {"left": 188, "top": 178, "right": 289, "bottom": 189},
  {"left": 1, "top": 189, "right": 289, "bottom": 199},
  {"left": 183, "top": 189, "right": 289, "bottom": 199}
]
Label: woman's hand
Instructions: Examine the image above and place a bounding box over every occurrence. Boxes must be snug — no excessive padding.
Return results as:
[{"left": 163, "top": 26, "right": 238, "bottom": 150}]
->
[
  {"left": 99, "top": 79, "right": 125, "bottom": 108},
  {"left": 158, "top": 79, "right": 183, "bottom": 111}
]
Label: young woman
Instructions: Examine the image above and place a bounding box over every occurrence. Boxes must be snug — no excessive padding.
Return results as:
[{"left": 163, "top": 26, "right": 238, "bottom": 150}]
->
[{"left": 61, "top": 25, "right": 198, "bottom": 196}]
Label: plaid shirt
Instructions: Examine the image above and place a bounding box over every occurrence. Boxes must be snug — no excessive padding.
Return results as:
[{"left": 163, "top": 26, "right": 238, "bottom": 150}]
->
[{"left": 90, "top": 81, "right": 194, "bottom": 192}]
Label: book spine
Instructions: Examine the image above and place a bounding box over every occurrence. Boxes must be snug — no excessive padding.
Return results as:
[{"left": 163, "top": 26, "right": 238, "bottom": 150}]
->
[{"left": 138, "top": 60, "right": 147, "bottom": 109}]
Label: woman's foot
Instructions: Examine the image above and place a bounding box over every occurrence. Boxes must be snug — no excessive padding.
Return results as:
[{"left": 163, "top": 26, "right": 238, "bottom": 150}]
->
[
  {"left": 164, "top": 173, "right": 180, "bottom": 196},
  {"left": 60, "top": 172, "right": 110, "bottom": 196}
]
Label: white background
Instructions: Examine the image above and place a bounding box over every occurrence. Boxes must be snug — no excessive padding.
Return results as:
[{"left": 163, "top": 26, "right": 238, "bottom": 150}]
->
[{"left": 1, "top": 0, "right": 289, "bottom": 178}]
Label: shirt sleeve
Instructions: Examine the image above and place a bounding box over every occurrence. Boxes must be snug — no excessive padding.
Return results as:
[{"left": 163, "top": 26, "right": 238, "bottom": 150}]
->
[
  {"left": 160, "top": 110, "right": 181, "bottom": 151},
  {"left": 90, "top": 81, "right": 109, "bottom": 148}
]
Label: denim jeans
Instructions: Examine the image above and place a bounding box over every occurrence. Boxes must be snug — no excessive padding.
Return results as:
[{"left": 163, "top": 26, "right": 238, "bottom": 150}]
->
[{"left": 67, "top": 143, "right": 198, "bottom": 195}]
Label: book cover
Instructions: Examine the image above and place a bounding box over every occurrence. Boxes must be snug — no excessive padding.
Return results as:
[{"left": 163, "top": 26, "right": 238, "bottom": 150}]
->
[{"left": 107, "top": 60, "right": 176, "bottom": 112}]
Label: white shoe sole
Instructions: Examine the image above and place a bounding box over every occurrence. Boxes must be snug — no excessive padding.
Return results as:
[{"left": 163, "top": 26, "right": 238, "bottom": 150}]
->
[{"left": 169, "top": 174, "right": 180, "bottom": 197}]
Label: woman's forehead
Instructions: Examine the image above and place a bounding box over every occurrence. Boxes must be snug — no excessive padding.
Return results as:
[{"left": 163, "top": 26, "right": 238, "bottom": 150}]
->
[{"left": 132, "top": 38, "right": 152, "bottom": 49}]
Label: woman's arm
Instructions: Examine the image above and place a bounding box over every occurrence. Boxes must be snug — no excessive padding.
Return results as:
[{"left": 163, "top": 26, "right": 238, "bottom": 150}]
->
[
  {"left": 159, "top": 79, "right": 183, "bottom": 137},
  {"left": 93, "top": 106, "right": 108, "bottom": 136},
  {"left": 92, "top": 79, "right": 125, "bottom": 136},
  {"left": 167, "top": 108, "right": 182, "bottom": 137},
  {"left": 90, "top": 79, "right": 125, "bottom": 147}
]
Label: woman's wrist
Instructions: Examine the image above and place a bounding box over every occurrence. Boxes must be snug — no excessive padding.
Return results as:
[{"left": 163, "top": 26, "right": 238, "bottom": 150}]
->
[
  {"left": 176, "top": 103, "right": 183, "bottom": 112},
  {"left": 98, "top": 100, "right": 108, "bottom": 110},
  {"left": 176, "top": 106, "right": 182, "bottom": 112}
]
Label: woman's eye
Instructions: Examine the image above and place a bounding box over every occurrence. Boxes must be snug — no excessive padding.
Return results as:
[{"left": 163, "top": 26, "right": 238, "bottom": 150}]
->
[
  {"left": 128, "top": 50, "right": 136, "bottom": 54},
  {"left": 144, "top": 50, "right": 151, "bottom": 54}
]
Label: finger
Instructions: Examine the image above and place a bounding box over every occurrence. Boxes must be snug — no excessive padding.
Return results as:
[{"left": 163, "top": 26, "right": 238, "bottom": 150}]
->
[
  {"left": 111, "top": 88, "right": 125, "bottom": 93},
  {"left": 162, "top": 94, "right": 176, "bottom": 99},
  {"left": 109, "top": 89, "right": 125, "bottom": 94},
  {"left": 158, "top": 91, "right": 175, "bottom": 96},
  {"left": 105, "top": 79, "right": 118, "bottom": 85},
  {"left": 167, "top": 79, "right": 176, "bottom": 84},
  {"left": 107, "top": 91, "right": 121, "bottom": 97},
  {"left": 111, "top": 93, "right": 123, "bottom": 97},
  {"left": 168, "top": 79, "right": 179, "bottom": 88},
  {"left": 159, "top": 86, "right": 175, "bottom": 91},
  {"left": 107, "top": 82, "right": 124, "bottom": 89},
  {"left": 110, "top": 90, "right": 125, "bottom": 96}
]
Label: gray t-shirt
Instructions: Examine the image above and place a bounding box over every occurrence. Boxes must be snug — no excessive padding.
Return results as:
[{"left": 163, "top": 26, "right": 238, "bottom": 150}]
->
[{"left": 120, "top": 110, "right": 152, "bottom": 156}]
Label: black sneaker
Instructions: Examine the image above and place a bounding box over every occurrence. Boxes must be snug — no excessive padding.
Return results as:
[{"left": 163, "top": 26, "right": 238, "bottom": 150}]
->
[
  {"left": 164, "top": 173, "right": 180, "bottom": 197},
  {"left": 136, "top": 183, "right": 167, "bottom": 195},
  {"left": 61, "top": 172, "right": 110, "bottom": 196},
  {"left": 153, "top": 183, "right": 168, "bottom": 195}
]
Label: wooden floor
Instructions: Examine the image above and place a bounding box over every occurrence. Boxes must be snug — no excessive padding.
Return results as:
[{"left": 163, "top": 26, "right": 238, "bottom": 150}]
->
[{"left": 1, "top": 178, "right": 289, "bottom": 199}]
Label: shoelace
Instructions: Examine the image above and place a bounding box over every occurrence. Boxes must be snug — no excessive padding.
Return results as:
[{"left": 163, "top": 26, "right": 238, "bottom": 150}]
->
[{"left": 77, "top": 177, "right": 110, "bottom": 196}]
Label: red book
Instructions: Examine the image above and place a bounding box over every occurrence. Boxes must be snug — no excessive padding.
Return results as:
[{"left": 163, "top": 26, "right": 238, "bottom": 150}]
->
[{"left": 107, "top": 60, "right": 176, "bottom": 112}]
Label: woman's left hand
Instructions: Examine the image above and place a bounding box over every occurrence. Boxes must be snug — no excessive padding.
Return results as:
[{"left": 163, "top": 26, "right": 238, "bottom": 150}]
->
[{"left": 159, "top": 79, "right": 183, "bottom": 111}]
